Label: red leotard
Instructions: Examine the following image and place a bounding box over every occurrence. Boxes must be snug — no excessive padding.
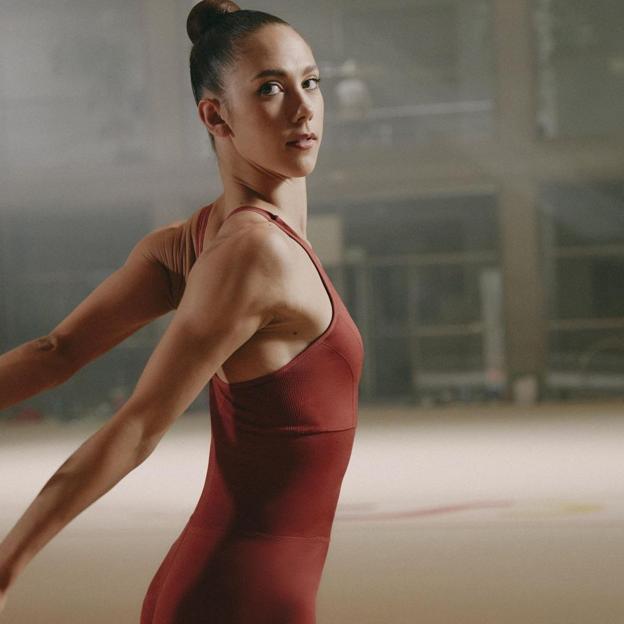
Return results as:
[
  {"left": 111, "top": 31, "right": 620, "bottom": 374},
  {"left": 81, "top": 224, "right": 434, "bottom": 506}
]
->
[{"left": 140, "top": 204, "right": 364, "bottom": 623}]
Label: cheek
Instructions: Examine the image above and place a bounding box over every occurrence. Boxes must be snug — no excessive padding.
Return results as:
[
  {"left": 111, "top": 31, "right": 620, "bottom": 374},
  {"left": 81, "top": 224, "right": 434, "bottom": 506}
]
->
[{"left": 238, "top": 104, "right": 281, "bottom": 139}]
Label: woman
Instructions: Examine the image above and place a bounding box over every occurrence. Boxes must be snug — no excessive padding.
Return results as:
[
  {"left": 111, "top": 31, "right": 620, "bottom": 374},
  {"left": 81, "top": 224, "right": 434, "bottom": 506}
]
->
[{"left": 0, "top": 1, "right": 364, "bottom": 621}]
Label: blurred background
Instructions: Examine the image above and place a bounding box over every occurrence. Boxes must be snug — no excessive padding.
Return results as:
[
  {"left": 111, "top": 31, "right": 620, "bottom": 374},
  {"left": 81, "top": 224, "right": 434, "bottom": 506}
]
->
[
  {"left": 1, "top": 0, "right": 624, "bottom": 423},
  {"left": 1, "top": 2, "right": 624, "bottom": 623}
]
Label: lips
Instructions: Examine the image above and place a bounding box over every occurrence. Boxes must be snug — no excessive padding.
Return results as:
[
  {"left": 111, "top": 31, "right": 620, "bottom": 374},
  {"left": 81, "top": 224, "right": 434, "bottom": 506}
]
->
[{"left": 287, "top": 132, "right": 317, "bottom": 144}]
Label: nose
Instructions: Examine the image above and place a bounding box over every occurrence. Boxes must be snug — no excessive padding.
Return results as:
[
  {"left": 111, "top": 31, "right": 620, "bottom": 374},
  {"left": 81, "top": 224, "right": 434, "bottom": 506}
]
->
[{"left": 292, "top": 89, "right": 315, "bottom": 124}]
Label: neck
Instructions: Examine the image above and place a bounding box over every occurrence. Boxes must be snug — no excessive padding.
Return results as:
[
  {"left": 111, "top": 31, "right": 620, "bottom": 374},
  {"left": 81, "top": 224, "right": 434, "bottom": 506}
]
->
[{"left": 213, "top": 145, "right": 309, "bottom": 238}]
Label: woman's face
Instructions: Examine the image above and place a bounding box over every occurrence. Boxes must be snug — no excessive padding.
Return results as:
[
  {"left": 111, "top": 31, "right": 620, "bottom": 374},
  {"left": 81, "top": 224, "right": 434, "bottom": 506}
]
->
[{"left": 216, "top": 24, "right": 324, "bottom": 178}]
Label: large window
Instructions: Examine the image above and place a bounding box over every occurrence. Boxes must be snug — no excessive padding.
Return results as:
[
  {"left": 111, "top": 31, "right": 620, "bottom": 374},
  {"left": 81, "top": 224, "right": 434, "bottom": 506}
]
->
[
  {"left": 534, "top": 0, "right": 624, "bottom": 139},
  {"left": 342, "top": 194, "right": 503, "bottom": 403},
  {"left": 326, "top": 0, "right": 496, "bottom": 150},
  {"left": 540, "top": 181, "right": 624, "bottom": 396}
]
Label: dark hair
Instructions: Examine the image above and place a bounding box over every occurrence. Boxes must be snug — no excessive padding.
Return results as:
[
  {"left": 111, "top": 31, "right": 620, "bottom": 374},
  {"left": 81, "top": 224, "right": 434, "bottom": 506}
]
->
[{"left": 187, "top": 0, "right": 290, "bottom": 152}]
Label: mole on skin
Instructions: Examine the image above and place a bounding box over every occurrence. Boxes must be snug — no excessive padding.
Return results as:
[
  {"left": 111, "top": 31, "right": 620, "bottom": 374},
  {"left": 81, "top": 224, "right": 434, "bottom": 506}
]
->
[{"left": 34, "top": 335, "right": 59, "bottom": 352}]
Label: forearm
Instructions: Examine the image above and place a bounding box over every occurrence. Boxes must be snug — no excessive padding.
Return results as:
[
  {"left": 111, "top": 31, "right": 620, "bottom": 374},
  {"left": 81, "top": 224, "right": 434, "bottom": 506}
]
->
[
  {"left": 0, "top": 412, "right": 153, "bottom": 590},
  {"left": 0, "top": 335, "right": 74, "bottom": 411}
]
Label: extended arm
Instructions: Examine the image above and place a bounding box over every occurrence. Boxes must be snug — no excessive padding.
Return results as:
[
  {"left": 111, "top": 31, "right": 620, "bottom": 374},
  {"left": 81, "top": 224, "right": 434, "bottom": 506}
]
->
[
  {"left": 0, "top": 224, "right": 285, "bottom": 594},
  {"left": 0, "top": 226, "right": 177, "bottom": 412}
]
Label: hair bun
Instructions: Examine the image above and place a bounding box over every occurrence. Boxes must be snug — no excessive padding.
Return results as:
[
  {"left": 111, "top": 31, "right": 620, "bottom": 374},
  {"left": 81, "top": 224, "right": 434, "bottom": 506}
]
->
[{"left": 187, "top": 0, "right": 241, "bottom": 45}]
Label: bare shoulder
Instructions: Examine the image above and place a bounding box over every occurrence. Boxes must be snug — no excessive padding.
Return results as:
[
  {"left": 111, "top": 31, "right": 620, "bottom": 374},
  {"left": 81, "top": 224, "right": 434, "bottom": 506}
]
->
[
  {"left": 179, "top": 221, "right": 290, "bottom": 332},
  {"left": 132, "top": 203, "right": 209, "bottom": 263},
  {"left": 203, "top": 216, "right": 290, "bottom": 274},
  {"left": 127, "top": 218, "right": 184, "bottom": 265},
  {"left": 211, "top": 207, "right": 275, "bottom": 242}
]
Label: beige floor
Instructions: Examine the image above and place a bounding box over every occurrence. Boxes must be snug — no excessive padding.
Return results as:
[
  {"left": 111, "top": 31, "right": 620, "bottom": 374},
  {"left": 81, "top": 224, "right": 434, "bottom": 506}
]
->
[{"left": 1, "top": 400, "right": 623, "bottom": 623}]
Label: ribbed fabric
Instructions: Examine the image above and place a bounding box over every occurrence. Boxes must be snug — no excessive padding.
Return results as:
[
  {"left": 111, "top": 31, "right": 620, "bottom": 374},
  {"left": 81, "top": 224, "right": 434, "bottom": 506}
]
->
[{"left": 141, "top": 204, "right": 364, "bottom": 624}]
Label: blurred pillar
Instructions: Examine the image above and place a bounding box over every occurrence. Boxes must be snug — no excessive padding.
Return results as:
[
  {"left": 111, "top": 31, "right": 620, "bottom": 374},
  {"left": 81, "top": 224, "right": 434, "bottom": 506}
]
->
[
  {"left": 141, "top": 0, "right": 191, "bottom": 337},
  {"left": 492, "top": 0, "right": 548, "bottom": 400},
  {"left": 0, "top": 209, "right": 14, "bottom": 353},
  {"left": 141, "top": 0, "right": 188, "bottom": 226}
]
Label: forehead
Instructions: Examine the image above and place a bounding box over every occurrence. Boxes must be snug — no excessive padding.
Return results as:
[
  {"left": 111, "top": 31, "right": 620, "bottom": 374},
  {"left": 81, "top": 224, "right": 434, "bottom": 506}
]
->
[{"left": 235, "top": 24, "right": 315, "bottom": 78}]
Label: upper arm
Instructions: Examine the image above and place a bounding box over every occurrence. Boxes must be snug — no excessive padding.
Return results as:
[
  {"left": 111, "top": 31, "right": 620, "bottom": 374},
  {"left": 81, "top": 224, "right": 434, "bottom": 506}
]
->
[
  {"left": 117, "top": 226, "right": 286, "bottom": 447},
  {"left": 50, "top": 227, "right": 178, "bottom": 377}
]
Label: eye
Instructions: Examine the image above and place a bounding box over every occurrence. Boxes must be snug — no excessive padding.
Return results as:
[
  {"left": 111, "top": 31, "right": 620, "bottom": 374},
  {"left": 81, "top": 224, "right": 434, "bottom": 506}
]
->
[
  {"left": 258, "top": 77, "right": 322, "bottom": 96},
  {"left": 258, "top": 82, "right": 281, "bottom": 96},
  {"left": 305, "top": 77, "right": 322, "bottom": 90}
]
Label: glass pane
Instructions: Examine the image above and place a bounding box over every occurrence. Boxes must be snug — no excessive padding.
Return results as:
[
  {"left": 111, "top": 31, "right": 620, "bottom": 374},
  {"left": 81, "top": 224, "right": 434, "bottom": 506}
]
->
[
  {"left": 372, "top": 265, "right": 409, "bottom": 327},
  {"left": 417, "top": 334, "right": 484, "bottom": 371},
  {"left": 539, "top": 181, "right": 624, "bottom": 321},
  {"left": 372, "top": 334, "right": 412, "bottom": 398},
  {"left": 540, "top": 181, "right": 624, "bottom": 247},
  {"left": 548, "top": 329, "right": 624, "bottom": 374},
  {"left": 343, "top": 195, "right": 498, "bottom": 255},
  {"left": 554, "top": 257, "right": 624, "bottom": 319},
  {"left": 327, "top": 0, "right": 495, "bottom": 148},
  {"left": 415, "top": 265, "right": 484, "bottom": 325},
  {"left": 534, "top": 0, "right": 624, "bottom": 139}
]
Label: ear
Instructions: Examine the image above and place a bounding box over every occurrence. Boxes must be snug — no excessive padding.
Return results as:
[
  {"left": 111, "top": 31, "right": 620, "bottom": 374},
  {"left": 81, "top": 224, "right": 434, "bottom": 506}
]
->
[{"left": 198, "top": 97, "right": 232, "bottom": 139}]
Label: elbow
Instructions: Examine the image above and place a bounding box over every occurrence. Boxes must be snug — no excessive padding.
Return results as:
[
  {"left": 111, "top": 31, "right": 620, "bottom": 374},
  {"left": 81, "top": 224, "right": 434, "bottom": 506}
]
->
[
  {"left": 33, "top": 333, "right": 77, "bottom": 386},
  {"left": 33, "top": 334, "right": 60, "bottom": 353}
]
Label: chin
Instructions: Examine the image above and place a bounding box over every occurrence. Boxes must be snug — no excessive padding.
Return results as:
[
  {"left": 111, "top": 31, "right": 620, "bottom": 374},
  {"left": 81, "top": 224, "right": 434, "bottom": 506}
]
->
[
  {"left": 285, "top": 161, "right": 317, "bottom": 178},
  {"left": 288, "top": 150, "right": 319, "bottom": 171}
]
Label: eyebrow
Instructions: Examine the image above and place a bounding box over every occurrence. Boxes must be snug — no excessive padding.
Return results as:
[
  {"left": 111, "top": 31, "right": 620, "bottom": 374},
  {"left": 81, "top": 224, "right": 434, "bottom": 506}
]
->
[{"left": 251, "top": 64, "right": 319, "bottom": 81}]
